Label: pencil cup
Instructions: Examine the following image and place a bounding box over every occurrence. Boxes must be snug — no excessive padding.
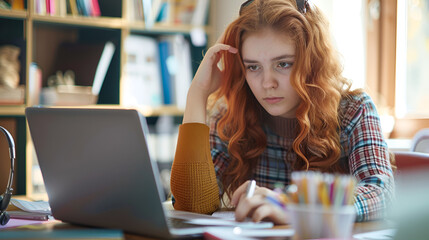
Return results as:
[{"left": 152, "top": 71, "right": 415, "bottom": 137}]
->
[{"left": 287, "top": 204, "right": 356, "bottom": 240}]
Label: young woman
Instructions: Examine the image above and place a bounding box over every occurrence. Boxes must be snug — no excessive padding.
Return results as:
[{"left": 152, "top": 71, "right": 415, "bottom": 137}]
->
[{"left": 170, "top": 0, "right": 394, "bottom": 224}]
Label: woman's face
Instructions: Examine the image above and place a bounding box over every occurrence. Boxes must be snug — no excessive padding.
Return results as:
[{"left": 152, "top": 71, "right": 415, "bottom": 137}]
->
[{"left": 242, "top": 28, "right": 301, "bottom": 118}]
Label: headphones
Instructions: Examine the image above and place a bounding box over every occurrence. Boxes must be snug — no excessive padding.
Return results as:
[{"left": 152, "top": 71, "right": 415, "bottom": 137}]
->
[{"left": 0, "top": 126, "right": 16, "bottom": 226}]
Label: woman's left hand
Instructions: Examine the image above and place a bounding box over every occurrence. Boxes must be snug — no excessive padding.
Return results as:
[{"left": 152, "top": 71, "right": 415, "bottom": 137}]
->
[{"left": 231, "top": 180, "right": 289, "bottom": 225}]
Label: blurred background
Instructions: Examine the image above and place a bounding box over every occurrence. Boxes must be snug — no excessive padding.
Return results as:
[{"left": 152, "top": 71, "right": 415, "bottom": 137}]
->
[{"left": 0, "top": 0, "right": 428, "bottom": 199}]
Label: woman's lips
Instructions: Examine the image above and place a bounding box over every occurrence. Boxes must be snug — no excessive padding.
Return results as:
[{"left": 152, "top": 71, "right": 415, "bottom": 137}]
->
[{"left": 263, "top": 97, "right": 283, "bottom": 104}]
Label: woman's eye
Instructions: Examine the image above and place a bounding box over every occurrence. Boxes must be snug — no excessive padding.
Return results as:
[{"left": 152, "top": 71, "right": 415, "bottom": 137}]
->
[
  {"left": 278, "top": 62, "right": 293, "bottom": 69},
  {"left": 246, "top": 65, "right": 260, "bottom": 71}
]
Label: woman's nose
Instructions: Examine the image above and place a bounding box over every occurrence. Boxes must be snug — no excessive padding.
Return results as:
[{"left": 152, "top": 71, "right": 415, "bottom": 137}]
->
[{"left": 262, "top": 70, "right": 278, "bottom": 89}]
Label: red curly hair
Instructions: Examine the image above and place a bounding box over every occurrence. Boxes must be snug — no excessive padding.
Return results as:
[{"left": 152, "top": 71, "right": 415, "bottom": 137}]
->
[{"left": 211, "top": 0, "right": 358, "bottom": 198}]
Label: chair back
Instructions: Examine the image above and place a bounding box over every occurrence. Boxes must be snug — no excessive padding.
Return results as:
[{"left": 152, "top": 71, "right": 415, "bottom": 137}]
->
[
  {"left": 410, "top": 128, "right": 429, "bottom": 153},
  {"left": 394, "top": 151, "right": 429, "bottom": 172}
]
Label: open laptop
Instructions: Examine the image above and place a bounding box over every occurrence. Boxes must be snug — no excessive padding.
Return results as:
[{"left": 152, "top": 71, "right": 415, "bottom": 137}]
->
[{"left": 25, "top": 107, "right": 271, "bottom": 238}]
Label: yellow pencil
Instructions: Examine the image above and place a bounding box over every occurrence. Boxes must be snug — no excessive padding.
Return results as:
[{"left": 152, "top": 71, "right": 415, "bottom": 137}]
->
[
  {"left": 318, "top": 181, "right": 330, "bottom": 207},
  {"left": 287, "top": 183, "right": 299, "bottom": 204},
  {"left": 302, "top": 177, "right": 308, "bottom": 204},
  {"left": 278, "top": 193, "right": 291, "bottom": 204}
]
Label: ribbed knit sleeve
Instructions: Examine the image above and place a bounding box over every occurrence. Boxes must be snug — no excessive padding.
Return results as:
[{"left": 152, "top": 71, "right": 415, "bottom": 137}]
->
[{"left": 170, "top": 123, "right": 220, "bottom": 214}]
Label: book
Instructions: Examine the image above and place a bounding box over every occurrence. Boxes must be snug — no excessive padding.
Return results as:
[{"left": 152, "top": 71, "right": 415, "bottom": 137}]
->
[
  {"left": 45, "top": 0, "right": 50, "bottom": 14},
  {"left": 133, "top": 0, "right": 144, "bottom": 21},
  {"left": 142, "top": 0, "right": 153, "bottom": 27},
  {"left": 90, "top": 0, "right": 100, "bottom": 16},
  {"left": 123, "top": 35, "right": 163, "bottom": 107},
  {"left": 155, "top": 0, "right": 197, "bottom": 25},
  {"left": 10, "top": 198, "right": 51, "bottom": 214},
  {"left": 49, "top": 0, "right": 56, "bottom": 15},
  {"left": 67, "top": 0, "right": 78, "bottom": 15},
  {"left": 28, "top": 62, "right": 42, "bottom": 106},
  {"left": 0, "top": 1, "right": 11, "bottom": 9},
  {"left": 57, "top": 0, "right": 67, "bottom": 16},
  {"left": 92, "top": 41, "right": 115, "bottom": 96},
  {"left": 82, "top": 0, "right": 91, "bottom": 16},
  {"left": 151, "top": 0, "right": 163, "bottom": 24},
  {"left": 11, "top": 0, "right": 24, "bottom": 10},
  {"left": 75, "top": 0, "right": 86, "bottom": 15},
  {"left": 158, "top": 38, "right": 172, "bottom": 105},
  {"left": 7, "top": 211, "right": 49, "bottom": 221},
  {"left": 191, "top": 0, "right": 209, "bottom": 26},
  {"left": 35, "top": 0, "right": 47, "bottom": 14},
  {"left": 0, "top": 221, "right": 123, "bottom": 239},
  {"left": 158, "top": 35, "right": 192, "bottom": 108},
  {"left": 169, "top": 34, "right": 192, "bottom": 109},
  {"left": 172, "top": 0, "right": 196, "bottom": 24}
]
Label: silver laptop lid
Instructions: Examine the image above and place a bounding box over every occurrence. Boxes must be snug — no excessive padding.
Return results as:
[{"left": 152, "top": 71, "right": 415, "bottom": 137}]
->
[{"left": 25, "top": 107, "right": 176, "bottom": 238}]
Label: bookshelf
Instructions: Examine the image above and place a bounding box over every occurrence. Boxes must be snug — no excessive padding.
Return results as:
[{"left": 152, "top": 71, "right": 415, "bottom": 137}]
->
[{"left": 0, "top": 0, "right": 212, "bottom": 199}]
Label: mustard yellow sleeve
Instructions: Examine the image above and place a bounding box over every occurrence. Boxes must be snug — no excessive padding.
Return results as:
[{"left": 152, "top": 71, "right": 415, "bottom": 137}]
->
[{"left": 170, "top": 123, "right": 220, "bottom": 214}]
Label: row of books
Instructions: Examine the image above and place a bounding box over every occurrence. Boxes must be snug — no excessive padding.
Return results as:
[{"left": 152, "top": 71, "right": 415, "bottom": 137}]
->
[
  {"left": 123, "top": 34, "right": 193, "bottom": 110},
  {"left": 128, "top": 0, "right": 209, "bottom": 27},
  {"left": 33, "top": 0, "right": 101, "bottom": 17}
]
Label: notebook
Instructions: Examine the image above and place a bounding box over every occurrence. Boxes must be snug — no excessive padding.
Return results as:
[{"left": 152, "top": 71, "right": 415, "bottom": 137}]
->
[{"left": 25, "top": 107, "right": 272, "bottom": 238}]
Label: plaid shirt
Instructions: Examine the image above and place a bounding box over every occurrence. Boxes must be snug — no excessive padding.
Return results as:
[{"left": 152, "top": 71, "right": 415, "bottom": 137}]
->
[{"left": 209, "top": 92, "right": 395, "bottom": 222}]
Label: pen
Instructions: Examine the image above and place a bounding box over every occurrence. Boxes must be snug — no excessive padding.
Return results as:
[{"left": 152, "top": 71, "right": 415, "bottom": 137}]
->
[
  {"left": 265, "top": 195, "right": 286, "bottom": 209},
  {"left": 246, "top": 180, "right": 256, "bottom": 198}
]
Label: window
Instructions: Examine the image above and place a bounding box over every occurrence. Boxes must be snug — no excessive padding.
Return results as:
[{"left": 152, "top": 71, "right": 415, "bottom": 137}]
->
[
  {"left": 396, "top": 0, "right": 429, "bottom": 118},
  {"left": 366, "top": 0, "right": 429, "bottom": 139},
  {"left": 318, "top": 0, "right": 367, "bottom": 90}
]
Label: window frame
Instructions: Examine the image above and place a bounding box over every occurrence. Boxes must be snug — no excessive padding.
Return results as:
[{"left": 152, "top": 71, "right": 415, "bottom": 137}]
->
[{"left": 366, "top": 0, "right": 429, "bottom": 139}]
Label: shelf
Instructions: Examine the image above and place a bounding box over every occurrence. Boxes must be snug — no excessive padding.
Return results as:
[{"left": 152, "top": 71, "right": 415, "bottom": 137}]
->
[
  {"left": 0, "top": 106, "right": 26, "bottom": 116},
  {"left": 0, "top": 9, "right": 27, "bottom": 19},
  {"left": 127, "top": 22, "right": 209, "bottom": 34},
  {"left": 31, "top": 14, "right": 123, "bottom": 29},
  {"left": 48, "top": 104, "right": 185, "bottom": 117},
  {"left": 136, "top": 105, "right": 185, "bottom": 117}
]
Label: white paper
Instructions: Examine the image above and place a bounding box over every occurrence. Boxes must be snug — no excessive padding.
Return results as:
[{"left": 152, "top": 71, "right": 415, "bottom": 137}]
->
[
  {"left": 186, "top": 218, "right": 273, "bottom": 229},
  {"left": 10, "top": 199, "right": 51, "bottom": 214},
  {"left": 204, "top": 227, "right": 294, "bottom": 239},
  {"left": 353, "top": 229, "right": 396, "bottom": 240},
  {"left": 212, "top": 211, "right": 235, "bottom": 220}
]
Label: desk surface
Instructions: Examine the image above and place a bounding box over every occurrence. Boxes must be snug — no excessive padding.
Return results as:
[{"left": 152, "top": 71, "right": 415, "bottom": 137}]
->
[
  {"left": 2, "top": 198, "right": 396, "bottom": 239},
  {"left": 0, "top": 218, "right": 396, "bottom": 240}
]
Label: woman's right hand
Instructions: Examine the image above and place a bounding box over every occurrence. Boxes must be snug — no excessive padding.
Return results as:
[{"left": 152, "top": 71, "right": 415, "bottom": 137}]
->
[
  {"left": 182, "top": 43, "right": 238, "bottom": 124},
  {"left": 191, "top": 44, "right": 238, "bottom": 98},
  {"left": 231, "top": 181, "right": 289, "bottom": 225}
]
